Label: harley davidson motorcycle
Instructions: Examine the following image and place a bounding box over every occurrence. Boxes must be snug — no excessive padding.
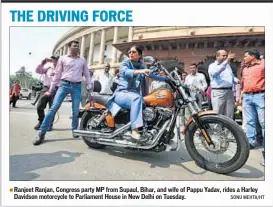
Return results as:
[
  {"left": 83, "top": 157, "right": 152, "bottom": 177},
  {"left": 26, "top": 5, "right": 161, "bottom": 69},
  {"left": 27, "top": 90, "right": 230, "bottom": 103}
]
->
[{"left": 73, "top": 56, "right": 250, "bottom": 174}]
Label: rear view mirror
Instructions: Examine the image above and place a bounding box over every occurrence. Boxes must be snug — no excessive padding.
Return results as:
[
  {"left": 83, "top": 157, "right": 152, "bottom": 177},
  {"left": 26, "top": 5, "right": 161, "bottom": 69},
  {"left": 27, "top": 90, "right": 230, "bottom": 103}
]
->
[
  {"left": 143, "top": 56, "right": 156, "bottom": 68},
  {"left": 143, "top": 56, "right": 155, "bottom": 64}
]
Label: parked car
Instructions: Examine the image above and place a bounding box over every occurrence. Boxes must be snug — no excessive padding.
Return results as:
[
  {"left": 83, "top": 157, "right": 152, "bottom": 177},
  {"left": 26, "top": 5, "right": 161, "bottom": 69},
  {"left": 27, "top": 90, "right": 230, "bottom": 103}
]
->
[{"left": 20, "top": 88, "right": 32, "bottom": 100}]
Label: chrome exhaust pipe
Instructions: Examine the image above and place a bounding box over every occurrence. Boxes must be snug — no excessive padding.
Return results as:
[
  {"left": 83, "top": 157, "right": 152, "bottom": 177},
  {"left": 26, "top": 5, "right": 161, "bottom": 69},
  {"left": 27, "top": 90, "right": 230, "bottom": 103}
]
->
[
  {"left": 97, "top": 120, "right": 171, "bottom": 149},
  {"left": 73, "top": 122, "right": 131, "bottom": 139},
  {"left": 74, "top": 119, "right": 171, "bottom": 149},
  {"left": 72, "top": 130, "right": 110, "bottom": 138},
  {"left": 95, "top": 138, "right": 138, "bottom": 148}
]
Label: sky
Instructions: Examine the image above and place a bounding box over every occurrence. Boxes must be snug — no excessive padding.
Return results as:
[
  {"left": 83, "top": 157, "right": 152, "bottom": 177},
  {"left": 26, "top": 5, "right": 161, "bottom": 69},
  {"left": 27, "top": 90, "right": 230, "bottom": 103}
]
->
[{"left": 10, "top": 26, "right": 73, "bottom": 79}]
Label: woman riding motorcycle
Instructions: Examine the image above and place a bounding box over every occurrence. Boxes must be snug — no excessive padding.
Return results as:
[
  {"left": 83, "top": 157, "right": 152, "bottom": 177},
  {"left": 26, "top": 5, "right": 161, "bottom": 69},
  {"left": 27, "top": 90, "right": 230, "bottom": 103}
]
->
[{"left": 107, "top": 45, "right": 167, "bottom": 141}]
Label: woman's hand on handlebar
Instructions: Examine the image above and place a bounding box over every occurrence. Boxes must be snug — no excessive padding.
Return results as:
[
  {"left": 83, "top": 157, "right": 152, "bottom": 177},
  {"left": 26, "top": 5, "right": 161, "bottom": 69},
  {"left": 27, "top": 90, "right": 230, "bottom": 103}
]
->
[
  {"left": 134, "top": 69, "right": 151, "bottom": 76},
  {"left": 142, "top": 69, "right": 151, "bottom": 76}
]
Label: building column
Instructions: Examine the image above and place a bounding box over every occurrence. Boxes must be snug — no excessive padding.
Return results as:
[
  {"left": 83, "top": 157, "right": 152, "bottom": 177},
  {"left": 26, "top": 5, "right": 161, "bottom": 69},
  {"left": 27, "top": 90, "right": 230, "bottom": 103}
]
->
[
  {"left": 63, "top": 45, "right": 68, "bottom": 55},
  {"left": 99, "top": 29, "right": 106, "bottom": 64},
  {"left": 88, "top": 32, "right": 95, "bottom": 66},
  {"left": 128, "top": 26, "right": 133, "bottom": 42},
  {"left": 66, "top": 46, "right": 69, "bottom": 55},
  {"left": 80, "top": 35, "right": 86, "bottom": 57},
  {"left": 62, "top": 46, "right": 65, "bottom": 55},
  {"left": 111, "top": 27, "right": 119, "bottom": 63},
  {"left": 59, "top": 48, "right": 63, "bottom": 56}
]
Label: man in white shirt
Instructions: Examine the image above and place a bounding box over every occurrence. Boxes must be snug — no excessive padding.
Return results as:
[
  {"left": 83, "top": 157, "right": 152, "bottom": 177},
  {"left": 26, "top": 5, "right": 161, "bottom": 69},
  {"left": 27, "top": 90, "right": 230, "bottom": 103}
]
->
[
  {"left": 94, "top": 63, "right": 113, "bottom": 95},
  {"left": 184, "top": 63, "right": 208, "bottom": 107},
  {"left": 208, "top": 50, "right": 239, "bottom": 119}
]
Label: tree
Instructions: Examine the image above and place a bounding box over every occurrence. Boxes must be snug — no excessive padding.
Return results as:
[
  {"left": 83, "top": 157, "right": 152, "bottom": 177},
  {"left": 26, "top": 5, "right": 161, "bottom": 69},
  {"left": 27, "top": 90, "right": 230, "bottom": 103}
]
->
[
  {"left": 10, "top": 66, "right": 39, "bottom": 89},
  {"left": 9, "top": 75, "right": 16, "bottom": 88},
  {"left": 14, "top": 66, "right": 32, "bottom": 88}
]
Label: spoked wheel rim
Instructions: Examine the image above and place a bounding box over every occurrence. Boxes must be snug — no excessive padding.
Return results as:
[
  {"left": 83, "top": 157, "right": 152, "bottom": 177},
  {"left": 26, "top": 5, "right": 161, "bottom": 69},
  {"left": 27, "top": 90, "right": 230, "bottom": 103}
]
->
[{"left": 191, "top": 120, "right": 242, "bottom": 169}]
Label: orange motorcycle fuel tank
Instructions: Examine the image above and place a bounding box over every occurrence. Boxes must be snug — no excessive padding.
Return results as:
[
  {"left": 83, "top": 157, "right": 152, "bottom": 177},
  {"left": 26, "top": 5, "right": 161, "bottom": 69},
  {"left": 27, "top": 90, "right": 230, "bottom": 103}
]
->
[{"left": 143, "top": 89, "right": 174, "bottom": 108}]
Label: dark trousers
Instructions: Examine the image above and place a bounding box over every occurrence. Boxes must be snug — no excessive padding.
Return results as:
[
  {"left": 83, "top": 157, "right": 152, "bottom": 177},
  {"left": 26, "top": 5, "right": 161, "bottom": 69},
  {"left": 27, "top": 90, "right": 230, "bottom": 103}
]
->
[
  {"left": 33, "top": 91, "right": 42, "bottom": 105},
  {"left": 10, "top": 94, "right": 19, "bottom": 107},
  {"left": 36, "top": 87, "right": 55, "bottom": 126}
]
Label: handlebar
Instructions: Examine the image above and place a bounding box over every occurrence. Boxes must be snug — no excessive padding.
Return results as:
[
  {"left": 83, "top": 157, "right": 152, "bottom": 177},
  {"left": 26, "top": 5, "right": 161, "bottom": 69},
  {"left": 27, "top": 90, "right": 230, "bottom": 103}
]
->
[
  {"left": 145, "top": 58, "right": 200, "bottom": 112},
  {"left": 150, "top": 62, "right": 179, "bottom": 85},
  {"left": 149, "top": 62, "right": 191, "bottom": 93}
]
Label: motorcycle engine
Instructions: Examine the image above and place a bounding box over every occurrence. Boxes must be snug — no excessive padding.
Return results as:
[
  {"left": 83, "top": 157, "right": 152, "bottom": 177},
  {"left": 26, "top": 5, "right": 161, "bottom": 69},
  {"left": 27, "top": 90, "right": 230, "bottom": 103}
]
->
[
  {"left": 143, "top": 107, "right": 173, "bottom": 123},
  {"left": 156, "top": 107, "right": 173, "bottom": 120},
  {"left": 143, "top": 107, "right": 157, "bottom": 122}
]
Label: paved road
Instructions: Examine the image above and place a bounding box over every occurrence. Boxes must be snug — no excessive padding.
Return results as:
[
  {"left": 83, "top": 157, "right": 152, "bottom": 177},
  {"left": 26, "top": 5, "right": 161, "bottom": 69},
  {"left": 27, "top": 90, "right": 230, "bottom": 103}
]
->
[{"left": 9, "top": 99, "right": 264, "bottom": 181}]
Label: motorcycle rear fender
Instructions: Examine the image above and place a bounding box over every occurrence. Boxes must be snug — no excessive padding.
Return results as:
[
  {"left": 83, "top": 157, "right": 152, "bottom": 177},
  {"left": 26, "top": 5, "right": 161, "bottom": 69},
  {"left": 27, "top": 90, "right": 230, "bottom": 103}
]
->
[
  {"left": 181, "top": 110, "right": 217, "bottom": 135},
  {"left": 79, "top": 102, "right": 115, "bottom": 128}
]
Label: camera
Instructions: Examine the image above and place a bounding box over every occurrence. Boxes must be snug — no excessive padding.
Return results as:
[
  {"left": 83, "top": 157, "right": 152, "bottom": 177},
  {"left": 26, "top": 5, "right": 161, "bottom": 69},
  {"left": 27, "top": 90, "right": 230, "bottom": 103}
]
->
[{"left": 31, "top": 81, "right": 43, "bottom": 92}]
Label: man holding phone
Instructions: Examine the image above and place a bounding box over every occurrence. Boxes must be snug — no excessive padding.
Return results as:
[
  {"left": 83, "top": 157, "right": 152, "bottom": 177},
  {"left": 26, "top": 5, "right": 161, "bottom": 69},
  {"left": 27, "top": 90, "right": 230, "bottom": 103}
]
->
[{"left": 34, "top": 56, "right": 59, "bottom": 131}]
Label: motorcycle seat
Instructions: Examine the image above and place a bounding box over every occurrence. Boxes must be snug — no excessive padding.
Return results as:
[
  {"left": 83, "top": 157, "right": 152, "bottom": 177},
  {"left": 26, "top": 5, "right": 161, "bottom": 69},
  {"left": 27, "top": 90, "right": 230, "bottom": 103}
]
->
[
  {"left": 94, "top": 94, "right": 112, "bottom": 106},
  {"left": 93, "top": 94, "right": 130, "bottom": 115},
  {"left": 117, "top": 108, "right": 129, "bottom": 114}
]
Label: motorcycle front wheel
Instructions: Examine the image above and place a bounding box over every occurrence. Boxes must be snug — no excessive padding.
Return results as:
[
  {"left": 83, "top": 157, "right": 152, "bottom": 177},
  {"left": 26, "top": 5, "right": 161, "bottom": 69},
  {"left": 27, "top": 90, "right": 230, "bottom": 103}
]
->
[{"left": 185, "top": 114, "right": 250, "bottom": 174}]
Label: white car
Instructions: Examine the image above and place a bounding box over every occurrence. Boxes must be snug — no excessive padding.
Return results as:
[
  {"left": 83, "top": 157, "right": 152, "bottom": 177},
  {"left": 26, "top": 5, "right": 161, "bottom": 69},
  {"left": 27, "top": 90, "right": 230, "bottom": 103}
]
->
[
  {"left": 20, "top": 88, "right": 32, "bottom": 100},
  {"left": 64, "top": 94, "right": 72, "bottom": 102}
]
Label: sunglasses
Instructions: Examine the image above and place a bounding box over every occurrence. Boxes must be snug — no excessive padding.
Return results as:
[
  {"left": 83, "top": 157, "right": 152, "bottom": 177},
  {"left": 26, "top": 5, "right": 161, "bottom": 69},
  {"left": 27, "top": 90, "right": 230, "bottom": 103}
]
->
[{"left": 128, "top": 50, "right": 137, "bottom": 54}]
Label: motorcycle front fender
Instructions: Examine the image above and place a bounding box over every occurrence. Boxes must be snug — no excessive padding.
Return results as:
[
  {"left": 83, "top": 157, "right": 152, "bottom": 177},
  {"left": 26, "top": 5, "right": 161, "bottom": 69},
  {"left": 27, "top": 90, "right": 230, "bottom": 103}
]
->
[{"left": 181, "top": 110, "right": 217, "bottom": 135}]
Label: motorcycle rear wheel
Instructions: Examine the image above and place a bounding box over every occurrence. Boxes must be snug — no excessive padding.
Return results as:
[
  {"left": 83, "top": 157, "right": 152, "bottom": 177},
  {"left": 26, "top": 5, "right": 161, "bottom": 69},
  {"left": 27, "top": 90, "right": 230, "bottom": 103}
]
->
[
  {"left": 80, "top": 112, "right": 107, "bottom": 149},
  {"left": 185, "top": 114, "right": 249, "bottom": 174}
]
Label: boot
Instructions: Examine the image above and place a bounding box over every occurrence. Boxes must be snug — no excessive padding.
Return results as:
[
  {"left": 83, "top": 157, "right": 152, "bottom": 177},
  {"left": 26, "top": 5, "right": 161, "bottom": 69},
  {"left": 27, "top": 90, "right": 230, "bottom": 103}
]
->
[
  {"left": 34, "top": 122, "right": 41, "bottom": 130},
  {"left": 33, "top": 132, "right": 45, "bottom": 146}
]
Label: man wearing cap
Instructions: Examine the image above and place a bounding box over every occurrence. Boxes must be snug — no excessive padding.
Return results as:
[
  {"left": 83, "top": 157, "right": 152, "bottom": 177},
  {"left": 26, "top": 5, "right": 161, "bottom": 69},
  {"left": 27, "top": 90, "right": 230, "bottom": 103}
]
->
[
  {"left": 34, "top": 56, "right": 59, "bottom": 130},
  {"left": 240, "top": 48, "right": 265, "bottom": 166}
]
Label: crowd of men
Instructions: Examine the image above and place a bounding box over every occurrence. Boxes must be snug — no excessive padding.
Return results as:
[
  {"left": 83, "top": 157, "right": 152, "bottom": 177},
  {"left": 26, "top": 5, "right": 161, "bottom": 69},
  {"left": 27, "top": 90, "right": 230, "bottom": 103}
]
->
[
  {"left": 166, "top": 49, "right": 264, "bottom": 166},
  {"left": 10, "top": 41, "right": 265, "bottom": 167}
]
